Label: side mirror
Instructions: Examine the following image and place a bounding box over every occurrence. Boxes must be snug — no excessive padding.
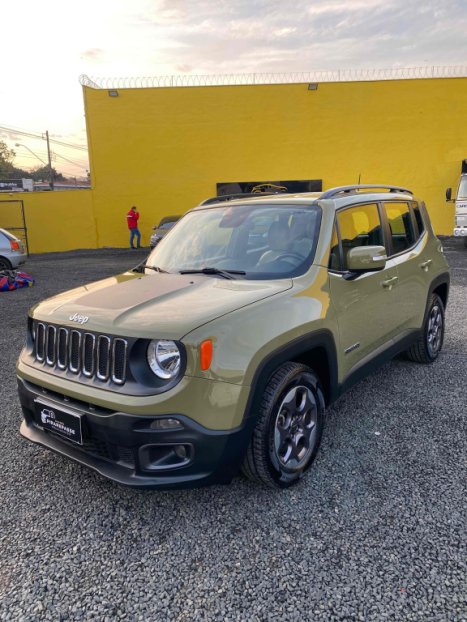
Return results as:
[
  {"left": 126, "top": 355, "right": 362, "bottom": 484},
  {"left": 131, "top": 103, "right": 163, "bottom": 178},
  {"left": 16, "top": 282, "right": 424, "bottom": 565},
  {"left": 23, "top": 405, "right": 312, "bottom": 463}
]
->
[
  {"left": 344, "top": 246, "right": 387, "bottom": 280},
  {"left": 446, "top": 188, "right": 452, "bottom": 202},
  {"left": 152, "top": 225, "right": 157, "bottom": 230}
]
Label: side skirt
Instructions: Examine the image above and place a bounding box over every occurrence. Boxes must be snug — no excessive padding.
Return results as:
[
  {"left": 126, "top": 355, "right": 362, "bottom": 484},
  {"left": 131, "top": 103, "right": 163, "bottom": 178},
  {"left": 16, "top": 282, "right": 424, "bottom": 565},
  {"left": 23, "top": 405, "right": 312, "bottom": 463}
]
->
[{"left": 339, "top": 329, "right": 420, "bottom": 397}]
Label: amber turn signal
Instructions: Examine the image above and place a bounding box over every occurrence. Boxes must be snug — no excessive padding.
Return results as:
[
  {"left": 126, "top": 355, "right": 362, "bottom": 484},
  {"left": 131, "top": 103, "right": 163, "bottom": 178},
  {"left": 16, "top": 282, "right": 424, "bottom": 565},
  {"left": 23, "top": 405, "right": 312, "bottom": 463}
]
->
[{"left": 200, "top": 340, "right": 213, "bottom": 371}]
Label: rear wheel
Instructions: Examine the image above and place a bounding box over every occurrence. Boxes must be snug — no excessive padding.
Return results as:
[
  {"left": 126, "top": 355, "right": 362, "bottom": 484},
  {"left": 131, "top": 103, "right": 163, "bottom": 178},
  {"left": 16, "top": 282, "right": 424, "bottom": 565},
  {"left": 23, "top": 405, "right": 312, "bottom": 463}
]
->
[
  {"left": 0, "top": 257, "right": 12, "bottom": 271},
  {"left": 406, "top": 293, "right": 445, "bottom": 364},
  {"left": 241, "top": 362, "right": 325, "bottom": 488}
]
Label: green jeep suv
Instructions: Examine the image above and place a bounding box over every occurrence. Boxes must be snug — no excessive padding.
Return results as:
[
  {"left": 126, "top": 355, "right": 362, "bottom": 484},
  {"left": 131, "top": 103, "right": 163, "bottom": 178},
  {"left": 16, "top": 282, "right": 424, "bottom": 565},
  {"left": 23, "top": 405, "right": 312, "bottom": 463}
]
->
[{"left": 17, "top": 185, "right": 450, "bottom": 489}]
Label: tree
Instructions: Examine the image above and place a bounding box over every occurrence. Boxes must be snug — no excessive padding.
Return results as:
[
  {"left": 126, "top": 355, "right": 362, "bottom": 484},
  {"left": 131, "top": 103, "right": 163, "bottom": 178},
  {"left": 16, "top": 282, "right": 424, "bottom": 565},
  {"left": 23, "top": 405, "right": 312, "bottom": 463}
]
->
[
  {"left": 10, "top": 165, "right": 32, "bottom": 179},
  {"left": 0, "top": 141, "right": 15, "bottom": 178},
  {"left": 30, "top": 165, "right": 66, "bottom": 182}
]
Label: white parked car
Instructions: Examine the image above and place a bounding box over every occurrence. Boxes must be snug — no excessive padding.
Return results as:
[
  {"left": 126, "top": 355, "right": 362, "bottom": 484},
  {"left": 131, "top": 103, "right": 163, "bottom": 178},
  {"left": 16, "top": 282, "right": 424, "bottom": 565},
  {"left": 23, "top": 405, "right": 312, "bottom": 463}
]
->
[{"left": 0, "top": 228, "right": 27, "bottom": 271}]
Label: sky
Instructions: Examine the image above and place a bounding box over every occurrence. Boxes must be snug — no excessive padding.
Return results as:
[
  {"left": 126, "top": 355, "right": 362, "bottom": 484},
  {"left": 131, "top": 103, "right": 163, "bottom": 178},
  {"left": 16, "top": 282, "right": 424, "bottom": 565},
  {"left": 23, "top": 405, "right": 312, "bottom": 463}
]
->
[{"left": 2, "top": 0, "right": 466, "bottom": 178}]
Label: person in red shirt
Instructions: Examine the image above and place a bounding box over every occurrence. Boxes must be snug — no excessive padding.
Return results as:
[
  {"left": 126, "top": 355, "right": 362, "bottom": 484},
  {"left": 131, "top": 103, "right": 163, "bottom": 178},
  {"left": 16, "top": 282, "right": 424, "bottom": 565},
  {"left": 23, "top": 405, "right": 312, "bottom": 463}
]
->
[{"left": 127, "top": 206, "right": 141, "bottom": 249}]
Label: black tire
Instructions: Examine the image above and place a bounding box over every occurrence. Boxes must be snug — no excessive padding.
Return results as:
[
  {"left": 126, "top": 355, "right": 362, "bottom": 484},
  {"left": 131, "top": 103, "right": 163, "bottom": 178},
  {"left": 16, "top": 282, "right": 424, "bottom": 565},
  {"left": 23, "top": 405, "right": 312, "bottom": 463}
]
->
[
  {"left": 405, "top": 293, "right": 445, "bottom": 364},
  {"left": 241, "top": 362, "right": 325, "bottom": 488},
  {"left": 0, "top": 257, "right": 12, "bottom": 271}
]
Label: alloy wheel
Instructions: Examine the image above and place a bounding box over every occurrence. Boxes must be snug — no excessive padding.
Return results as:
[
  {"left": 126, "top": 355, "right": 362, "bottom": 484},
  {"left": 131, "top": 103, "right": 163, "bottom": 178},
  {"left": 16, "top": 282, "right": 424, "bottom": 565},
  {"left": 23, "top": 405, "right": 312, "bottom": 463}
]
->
[
  {"left": 271, "top": 385, "right": 318, "bottom": 472},
  {"left": 427, "top": 304, "right": 443, "bottom": 354}
]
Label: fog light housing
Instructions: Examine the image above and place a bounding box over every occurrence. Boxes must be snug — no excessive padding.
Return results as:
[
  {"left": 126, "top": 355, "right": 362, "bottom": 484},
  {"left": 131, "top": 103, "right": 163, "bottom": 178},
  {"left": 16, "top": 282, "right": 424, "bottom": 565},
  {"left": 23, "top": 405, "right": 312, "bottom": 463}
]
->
[
  {"left": 150, "top": 418, "right": 183, "bottom": 430},
  {"left": 174, "top": 445, "right": 187, "bottom": 459}
]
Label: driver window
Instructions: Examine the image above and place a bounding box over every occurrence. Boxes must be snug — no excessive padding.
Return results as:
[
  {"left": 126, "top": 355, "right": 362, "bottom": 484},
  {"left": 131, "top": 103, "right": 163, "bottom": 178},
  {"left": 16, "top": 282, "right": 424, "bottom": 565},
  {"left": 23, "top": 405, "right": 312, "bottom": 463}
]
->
[{"left": 336, "top": 203, "right": 383, "bottom": 271}]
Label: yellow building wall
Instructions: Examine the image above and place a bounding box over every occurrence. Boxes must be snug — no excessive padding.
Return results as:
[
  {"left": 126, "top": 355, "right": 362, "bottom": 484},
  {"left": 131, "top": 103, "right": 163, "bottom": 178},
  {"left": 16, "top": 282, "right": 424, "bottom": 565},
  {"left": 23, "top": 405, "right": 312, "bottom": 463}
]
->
[
  {"left": 0, "top": 190, "right": 97, "bottom": 254},
  {"left": 84, "top": 77, "right": 467, "bottom": 243},
  {"left": 3, "top": 77, "right": 464, "bottom": 254}
]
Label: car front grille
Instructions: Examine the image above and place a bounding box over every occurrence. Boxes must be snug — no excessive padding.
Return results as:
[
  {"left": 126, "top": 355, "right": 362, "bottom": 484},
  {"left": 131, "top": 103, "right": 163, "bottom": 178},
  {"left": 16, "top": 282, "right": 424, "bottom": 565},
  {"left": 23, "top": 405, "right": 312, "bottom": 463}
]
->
[
  {"left": 47, "top": 430, "right": 135, "bottom": 468},
  {"left": 34, "top": 322, "right": 127, "bottom": 385}
]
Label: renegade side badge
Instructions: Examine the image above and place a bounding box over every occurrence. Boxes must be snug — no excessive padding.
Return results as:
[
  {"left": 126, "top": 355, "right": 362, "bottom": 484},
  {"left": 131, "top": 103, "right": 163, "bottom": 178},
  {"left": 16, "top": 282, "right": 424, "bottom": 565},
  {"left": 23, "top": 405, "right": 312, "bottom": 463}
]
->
[{"left": 344, "top": 342, "right": 360, "bottom": 354}]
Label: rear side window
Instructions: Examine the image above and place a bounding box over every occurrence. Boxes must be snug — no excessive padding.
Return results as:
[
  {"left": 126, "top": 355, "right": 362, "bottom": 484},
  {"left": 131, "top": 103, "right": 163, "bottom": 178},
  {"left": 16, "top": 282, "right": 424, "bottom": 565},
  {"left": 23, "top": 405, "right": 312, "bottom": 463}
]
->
[
  {"left": 411, "top": 202, "right": 425, "bottom": 237},
  {"left": 383, "top": 202, "right": 416, "bottom": 255},
  {"left": 336, "top": 203, "right": 384, "bottom": 271}
]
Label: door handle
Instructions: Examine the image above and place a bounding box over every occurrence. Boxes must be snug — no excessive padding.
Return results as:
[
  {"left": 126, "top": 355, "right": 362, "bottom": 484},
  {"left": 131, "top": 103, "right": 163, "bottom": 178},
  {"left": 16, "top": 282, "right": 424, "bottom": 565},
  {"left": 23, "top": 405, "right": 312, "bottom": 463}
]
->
[
  {"left": 420, "top": 259, "right": 432, "bottom": 271},
  {"left": 382, "top": 276, "right": 398, "bottom": 289}
]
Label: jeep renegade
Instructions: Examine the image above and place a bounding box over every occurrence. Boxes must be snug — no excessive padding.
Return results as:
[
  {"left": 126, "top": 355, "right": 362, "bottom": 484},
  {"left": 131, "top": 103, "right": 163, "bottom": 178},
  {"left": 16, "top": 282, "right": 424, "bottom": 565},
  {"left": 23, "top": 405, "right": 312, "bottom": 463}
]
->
[{"left": 17, "top": 185, "right": 450, "bottom": 489}]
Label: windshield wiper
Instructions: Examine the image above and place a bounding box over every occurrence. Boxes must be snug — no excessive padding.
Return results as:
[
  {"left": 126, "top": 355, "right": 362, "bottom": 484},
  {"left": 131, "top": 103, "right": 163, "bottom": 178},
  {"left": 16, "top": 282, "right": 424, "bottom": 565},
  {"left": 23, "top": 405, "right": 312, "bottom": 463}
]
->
[
  {"left": 179, "top": 267, "right": 246, "bottom": 280},
  {"left": 139, "top": 265, "right": 170, "bottom": 274}
]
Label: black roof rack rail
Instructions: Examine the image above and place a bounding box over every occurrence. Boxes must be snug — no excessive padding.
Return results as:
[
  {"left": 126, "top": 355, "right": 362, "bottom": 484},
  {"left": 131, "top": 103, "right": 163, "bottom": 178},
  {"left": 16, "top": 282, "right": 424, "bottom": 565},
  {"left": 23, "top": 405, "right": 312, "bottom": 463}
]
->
[
  {"left": 319, "top": 185, "right": 413, "bottom": 199},
  {"left": 199, "top": 192, "right": 277, "bottom": 206}
]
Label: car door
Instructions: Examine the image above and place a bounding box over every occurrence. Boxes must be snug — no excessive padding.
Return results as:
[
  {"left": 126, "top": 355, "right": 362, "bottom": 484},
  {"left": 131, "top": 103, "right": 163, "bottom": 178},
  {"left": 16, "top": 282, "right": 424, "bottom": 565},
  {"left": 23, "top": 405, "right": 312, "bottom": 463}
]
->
[
  {"left": 329, "top": 202, "right": 401, "bottom": 381},
  {"left": 381, "top": 201, "right": 429, "bottom": 332}
]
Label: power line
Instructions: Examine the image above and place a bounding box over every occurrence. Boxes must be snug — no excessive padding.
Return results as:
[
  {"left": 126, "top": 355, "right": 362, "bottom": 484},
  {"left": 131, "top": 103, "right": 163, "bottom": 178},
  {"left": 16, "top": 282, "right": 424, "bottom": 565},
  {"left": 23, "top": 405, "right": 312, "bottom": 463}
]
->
[
  {"left": 52, "top": 151, "right": 89, "bottom": 168},
  {"left": 0, "top": 125, "right": 88, "bottom": 152},
  {"left": 14, "top": 147, "right": 88, "bottom": 167}
]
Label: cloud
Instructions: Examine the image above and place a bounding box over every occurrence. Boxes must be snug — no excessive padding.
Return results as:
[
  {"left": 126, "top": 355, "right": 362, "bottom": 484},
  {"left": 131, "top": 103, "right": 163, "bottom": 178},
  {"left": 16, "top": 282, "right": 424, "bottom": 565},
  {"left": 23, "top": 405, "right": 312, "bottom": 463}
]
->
[
  {"left": 133, "top": 0, "right": 467, "bottom": 75},
  {"left": 175, "top": 64, "right": 193, "bottom": 73},
  {"left": 81, "top": 48, "right": 105, "bottom": 63},
  {"left": 0, "top": 130, "right": 19, "bottom": 141}
]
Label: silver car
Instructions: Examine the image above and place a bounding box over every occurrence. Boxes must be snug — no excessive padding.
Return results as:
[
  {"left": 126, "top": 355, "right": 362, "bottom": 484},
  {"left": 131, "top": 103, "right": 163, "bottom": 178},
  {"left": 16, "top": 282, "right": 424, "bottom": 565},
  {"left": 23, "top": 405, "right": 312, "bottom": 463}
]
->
[
  {"left": 0, "top": 228, "right": 27, "bottom": 271},
  {"left": 150, "top": 216, "right": 181, "bottom": 249}
]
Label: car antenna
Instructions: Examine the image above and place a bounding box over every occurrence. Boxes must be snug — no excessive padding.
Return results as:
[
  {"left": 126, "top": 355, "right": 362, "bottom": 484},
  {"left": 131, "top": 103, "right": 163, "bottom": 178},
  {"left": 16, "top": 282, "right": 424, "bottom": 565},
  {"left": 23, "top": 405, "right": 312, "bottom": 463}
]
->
[{"left": 358, "top": 173, "right": 361, "bottom": 185}]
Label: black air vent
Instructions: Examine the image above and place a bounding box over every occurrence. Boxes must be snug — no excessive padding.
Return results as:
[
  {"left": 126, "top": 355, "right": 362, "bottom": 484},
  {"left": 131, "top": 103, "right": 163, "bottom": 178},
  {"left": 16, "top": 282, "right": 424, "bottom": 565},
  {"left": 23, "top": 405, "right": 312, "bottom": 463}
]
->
[
  {"left": 83, "top": 333, "right": 95, "bottom": 377},
  {"left": 69, "top": 330, "right": 81, "bottom": 373},
  {"left": 36, "top": 323, "right": 45, "bottom": 361},
  {"left": 46, "top": 326, "right": 56, "bottom": 365},
  {"left": 112, "top": 339, "right": 127, "bottom": 384},
  {"left": 97, "top": 336, "right": 110, "bottom": 380},
  {"left": 57, "top": 328, "right": 68, "bottom": 369}
]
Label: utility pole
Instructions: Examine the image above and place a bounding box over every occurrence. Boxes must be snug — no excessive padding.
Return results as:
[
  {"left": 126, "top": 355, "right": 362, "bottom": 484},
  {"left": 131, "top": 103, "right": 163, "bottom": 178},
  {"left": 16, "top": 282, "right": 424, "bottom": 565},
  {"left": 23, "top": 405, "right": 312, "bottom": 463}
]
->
[{"left": 46, "top": 130, "right": 54, "bottom": 191}]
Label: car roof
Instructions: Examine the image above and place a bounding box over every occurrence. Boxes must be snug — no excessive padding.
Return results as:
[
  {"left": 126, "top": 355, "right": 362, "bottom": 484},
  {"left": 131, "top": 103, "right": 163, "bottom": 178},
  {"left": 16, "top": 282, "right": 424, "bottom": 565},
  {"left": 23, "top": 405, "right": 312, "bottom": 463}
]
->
[{"left": 192, "top": 188, "right": 418, "bottom": 212}]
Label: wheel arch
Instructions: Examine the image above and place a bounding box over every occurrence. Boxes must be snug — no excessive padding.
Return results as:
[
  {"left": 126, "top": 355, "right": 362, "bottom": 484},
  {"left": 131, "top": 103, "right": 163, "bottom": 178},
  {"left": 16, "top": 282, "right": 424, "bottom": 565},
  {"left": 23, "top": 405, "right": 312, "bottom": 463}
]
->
[
  {"left": 0, "top": 255, "right": 12, "bottom": 269},
  {"left": 242, "top": 329, "right": 339, "bottom": 422},
  {"left": 428, "top": 272, "right": 450, "bottom": 312}
]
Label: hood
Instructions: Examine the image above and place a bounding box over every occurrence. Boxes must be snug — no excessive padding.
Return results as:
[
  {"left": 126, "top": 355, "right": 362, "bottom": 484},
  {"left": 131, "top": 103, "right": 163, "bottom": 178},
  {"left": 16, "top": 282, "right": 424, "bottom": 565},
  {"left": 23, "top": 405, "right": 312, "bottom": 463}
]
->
[{"left": 31, "top": 272, "right": 292, "bottom": 340}]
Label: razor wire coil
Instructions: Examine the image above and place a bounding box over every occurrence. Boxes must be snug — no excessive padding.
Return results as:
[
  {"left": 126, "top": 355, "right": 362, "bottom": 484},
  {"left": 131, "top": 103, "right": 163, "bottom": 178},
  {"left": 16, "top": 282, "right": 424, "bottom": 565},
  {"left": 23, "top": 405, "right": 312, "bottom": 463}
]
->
[{"left": 79, "top": 66, "right": 467, "bottom": 89}]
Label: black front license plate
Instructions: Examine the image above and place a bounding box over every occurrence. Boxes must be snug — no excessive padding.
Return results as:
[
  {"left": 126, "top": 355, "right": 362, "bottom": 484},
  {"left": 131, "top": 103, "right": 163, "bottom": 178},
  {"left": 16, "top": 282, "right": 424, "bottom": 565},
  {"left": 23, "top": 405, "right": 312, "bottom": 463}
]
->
[{"left": 35, "top": 400, "right": 83, "bottom": 445}]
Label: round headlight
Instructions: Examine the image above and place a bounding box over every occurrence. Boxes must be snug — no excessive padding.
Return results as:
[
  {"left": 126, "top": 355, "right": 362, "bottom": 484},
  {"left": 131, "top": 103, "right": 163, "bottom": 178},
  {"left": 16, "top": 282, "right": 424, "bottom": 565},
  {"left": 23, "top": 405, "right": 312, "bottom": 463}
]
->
[{"left": 147, "top": 339, "right": 181, "bottom": 379}]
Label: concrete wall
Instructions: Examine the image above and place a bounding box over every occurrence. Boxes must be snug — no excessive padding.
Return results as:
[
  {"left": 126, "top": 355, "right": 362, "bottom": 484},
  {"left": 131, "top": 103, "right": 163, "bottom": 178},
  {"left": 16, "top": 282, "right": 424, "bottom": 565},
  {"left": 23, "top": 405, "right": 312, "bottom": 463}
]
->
[{"left": 84, "top": 77, "right": 466, "bottom": 244}]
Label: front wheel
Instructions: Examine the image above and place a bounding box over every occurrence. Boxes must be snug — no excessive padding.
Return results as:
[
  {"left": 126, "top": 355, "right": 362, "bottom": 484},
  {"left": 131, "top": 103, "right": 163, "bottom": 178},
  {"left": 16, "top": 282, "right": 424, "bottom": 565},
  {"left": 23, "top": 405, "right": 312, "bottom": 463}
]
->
[
  {"left": 406, "top": 293, "right": 445, "bottom": 364},
  {"left": 241, "top": 362, "right": 325, "bottom": 488},
  {"left": 0, "top": 257, "right": 12, "bottom": 271}
]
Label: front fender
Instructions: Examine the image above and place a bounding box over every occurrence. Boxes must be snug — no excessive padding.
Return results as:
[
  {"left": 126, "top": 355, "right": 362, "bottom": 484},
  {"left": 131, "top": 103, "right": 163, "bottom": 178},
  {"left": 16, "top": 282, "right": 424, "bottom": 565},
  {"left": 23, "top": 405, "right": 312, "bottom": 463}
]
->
[{"left": 181, "top": 266, "right": 338, "bottom": 395}]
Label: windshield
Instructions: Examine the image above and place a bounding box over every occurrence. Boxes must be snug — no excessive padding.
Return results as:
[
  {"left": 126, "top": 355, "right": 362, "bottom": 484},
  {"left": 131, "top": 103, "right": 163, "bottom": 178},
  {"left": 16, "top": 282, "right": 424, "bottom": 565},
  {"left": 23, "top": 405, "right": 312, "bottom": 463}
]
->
[
  {"left": 159, "top": 221, "right": 177, "bottom": 229},
  {"left": 145, "top": 204, "right": 321, "bottom": 279},
  {"left": 457, "top": 177, "right": 467, "bottom": 199}
]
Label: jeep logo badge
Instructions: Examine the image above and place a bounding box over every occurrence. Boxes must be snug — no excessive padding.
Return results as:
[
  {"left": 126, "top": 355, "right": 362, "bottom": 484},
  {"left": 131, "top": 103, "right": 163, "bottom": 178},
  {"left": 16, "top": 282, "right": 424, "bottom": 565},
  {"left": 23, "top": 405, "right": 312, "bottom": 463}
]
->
[{"left": 69, "top": 313, "right": 89, "bottom": 325}]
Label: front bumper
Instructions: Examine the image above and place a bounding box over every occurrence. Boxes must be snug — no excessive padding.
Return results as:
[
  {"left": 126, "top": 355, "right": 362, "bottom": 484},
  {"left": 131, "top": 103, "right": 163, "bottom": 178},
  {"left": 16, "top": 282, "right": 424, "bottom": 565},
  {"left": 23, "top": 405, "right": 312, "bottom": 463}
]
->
[{"left": 18, "top": 376, "right": 255, "bottom": 490}]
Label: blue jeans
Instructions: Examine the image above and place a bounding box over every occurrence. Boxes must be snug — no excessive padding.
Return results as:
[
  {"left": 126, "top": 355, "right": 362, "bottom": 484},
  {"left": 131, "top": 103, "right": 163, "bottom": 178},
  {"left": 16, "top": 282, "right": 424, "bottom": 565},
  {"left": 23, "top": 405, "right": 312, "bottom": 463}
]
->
[{"left": 130, "top": 228, "right": 141, "bottom": 248}]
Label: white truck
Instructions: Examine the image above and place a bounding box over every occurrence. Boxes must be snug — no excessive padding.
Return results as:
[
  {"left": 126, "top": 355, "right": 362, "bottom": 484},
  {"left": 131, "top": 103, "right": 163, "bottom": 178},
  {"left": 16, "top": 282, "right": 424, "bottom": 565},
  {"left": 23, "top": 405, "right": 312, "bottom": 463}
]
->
[{"left": 447, "top": 162, "right": 467, "bottom": 246}]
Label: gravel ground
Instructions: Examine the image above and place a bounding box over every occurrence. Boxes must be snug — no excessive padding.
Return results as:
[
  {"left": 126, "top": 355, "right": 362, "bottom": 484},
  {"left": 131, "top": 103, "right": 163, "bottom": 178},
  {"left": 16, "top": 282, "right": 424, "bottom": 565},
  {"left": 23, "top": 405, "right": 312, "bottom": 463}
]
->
[{"left": 0, "top": 240, "right": 466, "bottom": 622}]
